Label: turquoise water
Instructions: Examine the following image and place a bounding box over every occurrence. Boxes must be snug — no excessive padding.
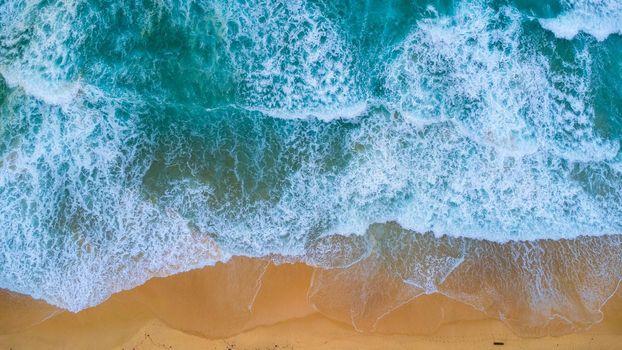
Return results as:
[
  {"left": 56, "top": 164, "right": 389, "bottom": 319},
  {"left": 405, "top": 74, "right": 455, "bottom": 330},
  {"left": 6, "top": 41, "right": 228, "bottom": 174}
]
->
[{"left": 1, "top": 0, "right": 621, "bottom": 311}]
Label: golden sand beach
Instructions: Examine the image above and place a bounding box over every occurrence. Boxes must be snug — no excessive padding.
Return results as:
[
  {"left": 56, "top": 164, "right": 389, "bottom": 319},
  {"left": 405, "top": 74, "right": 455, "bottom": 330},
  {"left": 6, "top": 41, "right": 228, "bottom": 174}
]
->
[{"left": 2, "top": 253, "right": 622, "bottom": 350}]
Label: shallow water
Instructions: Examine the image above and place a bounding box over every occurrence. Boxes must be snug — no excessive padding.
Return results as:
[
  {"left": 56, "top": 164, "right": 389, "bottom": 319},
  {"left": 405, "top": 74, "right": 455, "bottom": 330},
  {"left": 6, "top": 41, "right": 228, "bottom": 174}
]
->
[{"left": 0, "top": 0, "right": 621, "bottom": 319}]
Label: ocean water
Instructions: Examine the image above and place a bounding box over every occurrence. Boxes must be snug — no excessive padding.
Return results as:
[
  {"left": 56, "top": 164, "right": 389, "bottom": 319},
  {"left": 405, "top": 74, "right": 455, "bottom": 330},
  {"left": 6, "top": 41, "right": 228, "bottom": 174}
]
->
[{"left": 1, "top": 0, "right": 621, "bottom": 325}]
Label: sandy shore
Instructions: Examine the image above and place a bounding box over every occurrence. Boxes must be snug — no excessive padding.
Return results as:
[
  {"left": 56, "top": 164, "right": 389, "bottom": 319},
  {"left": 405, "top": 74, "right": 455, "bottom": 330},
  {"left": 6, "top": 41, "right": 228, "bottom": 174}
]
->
[{"left": 2, "top": 255, "right": 622, "bottom": 349}]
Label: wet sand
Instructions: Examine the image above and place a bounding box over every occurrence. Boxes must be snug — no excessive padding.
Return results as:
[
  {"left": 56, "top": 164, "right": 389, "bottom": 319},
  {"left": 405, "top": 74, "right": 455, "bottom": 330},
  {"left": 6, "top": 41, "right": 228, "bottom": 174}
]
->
[{"left": 1, "top": 253, "right": 622, "bottom": 349}]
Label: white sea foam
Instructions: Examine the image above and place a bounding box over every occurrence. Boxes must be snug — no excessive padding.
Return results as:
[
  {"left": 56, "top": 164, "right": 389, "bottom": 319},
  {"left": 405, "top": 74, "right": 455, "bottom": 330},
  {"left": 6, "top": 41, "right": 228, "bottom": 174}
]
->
[
  {"left": 0, "top": 67, "right": 82, "bottom": 106},
  {"left": 0, "top": 1, "right": 227, "bottom": 310},
  {"left": 314, "top": 2, "right": 620, "bottom": 241},
  {"left": 539, "top": 0, "right": 622, "bottom": 41},
  {"left": 244, "top": 101, "right": 369, "bottom": 122},
  {"left": 212, "top": 0, "right": 362, "bottom": 121},
  {"left": 0, "top": 82, "right": 227, "bottom": 311}
]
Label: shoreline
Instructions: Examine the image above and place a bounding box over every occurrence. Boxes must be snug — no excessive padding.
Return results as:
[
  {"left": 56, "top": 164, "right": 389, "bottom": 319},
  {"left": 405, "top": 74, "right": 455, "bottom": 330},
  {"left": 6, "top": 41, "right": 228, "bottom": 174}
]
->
[{"left": 2, "top": 254, "right": 622, "bottom": 349}]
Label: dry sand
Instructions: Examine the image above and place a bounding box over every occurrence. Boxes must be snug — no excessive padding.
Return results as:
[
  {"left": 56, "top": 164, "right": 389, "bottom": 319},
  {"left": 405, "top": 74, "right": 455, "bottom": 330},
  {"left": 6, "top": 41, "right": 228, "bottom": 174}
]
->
[{"left": 1, "top": 256, "right": 622, "bottom": 349}]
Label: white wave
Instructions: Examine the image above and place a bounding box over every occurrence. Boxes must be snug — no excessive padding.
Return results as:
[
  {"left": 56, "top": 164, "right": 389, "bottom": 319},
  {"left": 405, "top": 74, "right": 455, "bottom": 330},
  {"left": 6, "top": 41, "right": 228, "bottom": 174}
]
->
[
  {"left": 386, "top": 3, "right": 618, "bottom": 161},
  {"left": 0, "top": 67, "right": 82, "bottom": 106},
  {"left": 539, "top": 0, "right": 622, "bottom": 41},
  {"left": 244, "top": 101, "right": 369, "bottom": 122}
]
